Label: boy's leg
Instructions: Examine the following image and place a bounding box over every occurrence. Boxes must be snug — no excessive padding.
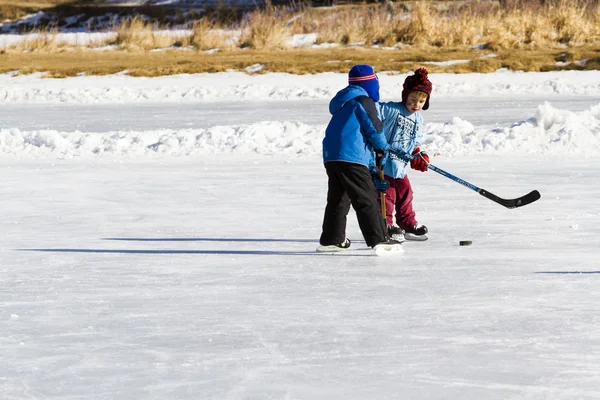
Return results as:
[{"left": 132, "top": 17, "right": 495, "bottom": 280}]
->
[
  {"left": 335, "top": 163, "right": 388, "bottom": 247},
  {"left": 320, "top": 162, "right": 352, "bottom": 246},
  {"left": 395, "top": 175, "right": 418, "bottom": 230}
]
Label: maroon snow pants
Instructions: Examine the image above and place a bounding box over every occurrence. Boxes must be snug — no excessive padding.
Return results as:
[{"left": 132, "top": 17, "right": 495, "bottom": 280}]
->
[{"left": 377, "top": 174, "right": 417, "bottom": 230}]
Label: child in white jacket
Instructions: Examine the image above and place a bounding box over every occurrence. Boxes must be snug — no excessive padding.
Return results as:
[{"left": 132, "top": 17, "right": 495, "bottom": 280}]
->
[{"left": 377, "top": 68, "right": 432, "bottom": 241}]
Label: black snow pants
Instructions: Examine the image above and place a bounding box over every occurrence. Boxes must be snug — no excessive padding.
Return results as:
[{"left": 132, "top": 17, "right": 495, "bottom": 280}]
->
[{"left": 319, "top": 161, "right": 388, "bottom": 248}]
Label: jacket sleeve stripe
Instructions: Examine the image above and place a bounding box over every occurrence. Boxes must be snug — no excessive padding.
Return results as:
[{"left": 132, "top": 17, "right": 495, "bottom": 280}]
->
[
  {"left": 355, "top": 96, "right": 387, "bottom": 150},
  {"left": 356, "top": 96, "right": 383, "bottom": 133}
]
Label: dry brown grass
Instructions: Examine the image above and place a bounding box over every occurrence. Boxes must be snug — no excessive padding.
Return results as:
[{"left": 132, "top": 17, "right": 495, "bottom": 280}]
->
[
  {"left": 239, "top": 3, "right": 289, "bottom": 49},
  {"left": 288, "top": 0, "right": 600, "bottom": 49},
  {"left": 0, "top": 0, "right": 599, "bottom": 75},
  {"left": 2, "top": 1, "right": 599, "bottom": 52},
  {"left": 187, "top": 20, "right": 236, "bottom": 51},
  {"left": 108, "top": 17, "right": 230, "bottom": 51},
  {"left": 8, "top": 27, "right": 66, "bottom": 52},
  {"left": 0, "top": 0, "right": 70, "bottom": 20},
  {"left": 1, "top": 45, "right": 599, "bottom": 78},
  {"left": 113, "top": 17, "right": 159, "bottom": 51}
]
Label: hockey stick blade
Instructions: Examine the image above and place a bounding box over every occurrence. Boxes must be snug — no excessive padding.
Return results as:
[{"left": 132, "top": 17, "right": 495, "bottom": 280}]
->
[
  {"left": 478, "top": 189, "right": 541, "bottom": 209},
  {"left": 386, "top": 149, "right": 542, "bottom": 209}
]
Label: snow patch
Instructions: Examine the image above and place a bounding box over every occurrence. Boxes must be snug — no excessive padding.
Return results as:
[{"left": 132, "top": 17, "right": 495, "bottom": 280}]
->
[
  {"left": 1, "top": 70, "right": 600, "bottom": 105},
  {"left": 422, "top": 102, "right": 600, "bottom": 155},
  {"left": 1, "top": 103, "right": 598, "bottom": 159},
  {"left": 245, "top": 64, "right": 265, "bottom": 73},
  {"left": 287, "top": 33, "right": 317, "bottom": 47}
]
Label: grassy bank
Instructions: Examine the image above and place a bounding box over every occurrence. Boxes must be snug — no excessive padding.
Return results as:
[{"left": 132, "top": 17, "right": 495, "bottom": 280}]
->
[
  {"left": 1, "top": 45, "right": 599, "bottom": 77},
  {"left": 2, "top": 0, "right": 599, "bottom": 49},
  {"left": 0, "top": 0, "right": 599, "bottom": 76}
]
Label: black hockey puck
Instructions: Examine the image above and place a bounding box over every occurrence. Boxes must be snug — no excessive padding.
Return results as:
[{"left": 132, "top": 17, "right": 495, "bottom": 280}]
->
[{"left": 459, "top": 241, "right": 472, "bottom": 246}]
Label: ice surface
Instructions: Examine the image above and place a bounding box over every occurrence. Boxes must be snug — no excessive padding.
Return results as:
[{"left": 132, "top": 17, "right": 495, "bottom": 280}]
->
[
  {"left": 1, "top": 70, "right": 600, "bottom": 399},
  {"left": 2, "top": 157, "right": 599, "bottom": 399}
]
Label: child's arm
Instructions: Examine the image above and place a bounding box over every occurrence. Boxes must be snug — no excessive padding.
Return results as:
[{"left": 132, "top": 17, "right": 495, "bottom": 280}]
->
[
  {"left": 377, "top": 102, "right": 401, "bottom": 145},
  {"left": 414, "top": 113, "right": 425, "bottom": 148},
  {"left": 377, "top": 102, "right": 392, "bottom": 124},
  {"left": 354, "top": 96, "right": 388, "bottom": 151},
  {"left": 410, "top": 114, "right": 429, "bottom": 172}
]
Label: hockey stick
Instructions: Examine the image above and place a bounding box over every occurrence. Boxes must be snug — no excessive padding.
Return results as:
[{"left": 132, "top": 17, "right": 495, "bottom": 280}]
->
[
  {"left": 374, "top": 149, "right": 388, "bottom": 222},
  {"left": 426, "top": 163, "right": 541, "bottom": 209},
  {"left": 389, "top": 148, "right": 541, "bottom": 209},
  {"left": 378, "top": 165, "right": 387, "bottom": 219}
]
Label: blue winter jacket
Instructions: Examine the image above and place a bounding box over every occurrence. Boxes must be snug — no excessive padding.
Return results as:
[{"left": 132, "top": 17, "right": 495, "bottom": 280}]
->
[
  {"left": 322, "top": 85, "right": 388, "bottom": 168},
  {"left": 378, "top": 101, "right": 424, "bottom": 179}
]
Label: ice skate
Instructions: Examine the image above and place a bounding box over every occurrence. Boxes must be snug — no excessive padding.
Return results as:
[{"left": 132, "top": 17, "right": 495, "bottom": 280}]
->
[
  {"left": 316, "top": 238, "right": 351, "bottom": 253},
  {"left": 387, "top": 225, "right": 406, "bottom": 243},
  {"left": 404, "top": 225, "right": 428, "bottom": 241},
  {"left": 372, "top": 238, "right": 404, "bottom": 256}
]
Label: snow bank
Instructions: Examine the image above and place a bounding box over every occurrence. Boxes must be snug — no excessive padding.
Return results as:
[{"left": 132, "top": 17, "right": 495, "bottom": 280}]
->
[
  {"left": 423, "top": 102, "right": 600, "bottom": 155},
  {"left": 1, "top": 70, "right": 599, "bottom": 105},
  {"left": 2, "top": 103, "right": 598, "bottom": 158},
  {"left": 0, "top": 121, "right": 319, "bottom": 158}
]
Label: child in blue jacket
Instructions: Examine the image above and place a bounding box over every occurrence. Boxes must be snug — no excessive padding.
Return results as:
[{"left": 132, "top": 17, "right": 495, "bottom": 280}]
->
[
  {"left": 318, "top": 64, "right": 401, "bottom": 253},
  {"left": 377, "top": 68, "right": 433, "bottom": 241}
]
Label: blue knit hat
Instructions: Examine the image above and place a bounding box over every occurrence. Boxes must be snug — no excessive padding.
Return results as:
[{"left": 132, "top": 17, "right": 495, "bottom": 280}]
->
[{"left": 348, "top": 64, "right": 380, "bottom": 102}]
